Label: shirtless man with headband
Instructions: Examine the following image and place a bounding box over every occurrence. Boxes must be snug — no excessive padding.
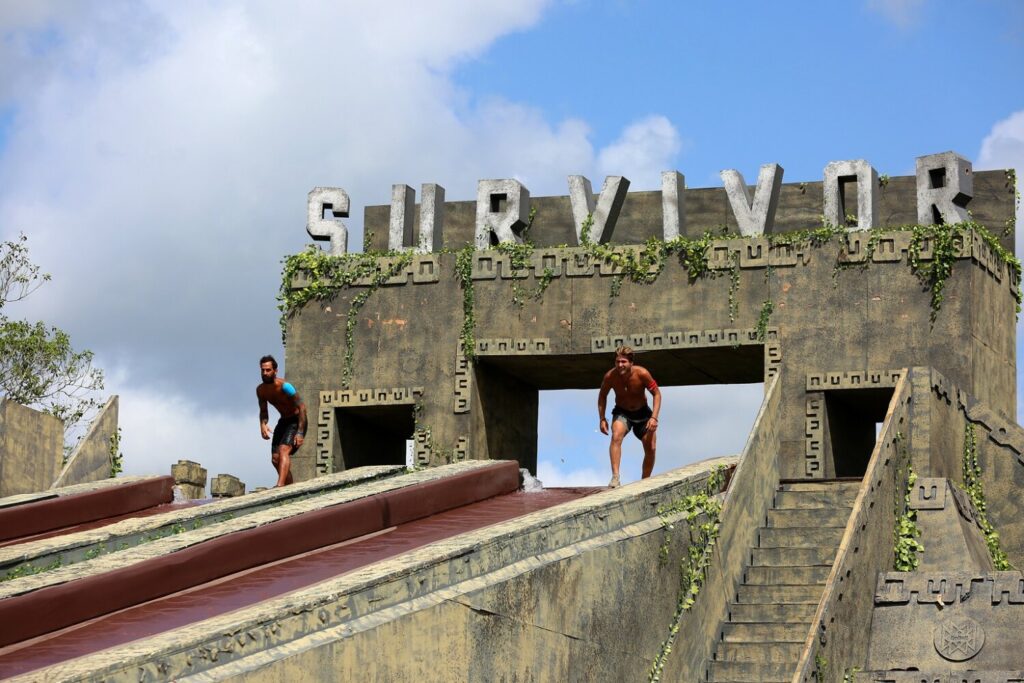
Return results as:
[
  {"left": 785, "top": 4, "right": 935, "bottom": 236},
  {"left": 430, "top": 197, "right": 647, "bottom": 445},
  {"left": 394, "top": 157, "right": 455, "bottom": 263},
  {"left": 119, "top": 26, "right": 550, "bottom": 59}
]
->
[
  {"left": 597, "top": 346, "right": 661, "bottom": 488},
  {"left": 257, "top": 355, "right": 307, "bottom": 487}
]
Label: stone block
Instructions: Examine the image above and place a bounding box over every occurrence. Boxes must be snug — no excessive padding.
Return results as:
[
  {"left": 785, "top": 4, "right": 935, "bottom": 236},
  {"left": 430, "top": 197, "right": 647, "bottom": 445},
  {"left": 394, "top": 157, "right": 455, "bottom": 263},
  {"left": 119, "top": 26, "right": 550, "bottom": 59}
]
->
[
  {"left": 171, "top": 459, "right": 207, "bottom": 487},
  {"left": 210, "top": 474, "right": 245, "bottom": 498}
]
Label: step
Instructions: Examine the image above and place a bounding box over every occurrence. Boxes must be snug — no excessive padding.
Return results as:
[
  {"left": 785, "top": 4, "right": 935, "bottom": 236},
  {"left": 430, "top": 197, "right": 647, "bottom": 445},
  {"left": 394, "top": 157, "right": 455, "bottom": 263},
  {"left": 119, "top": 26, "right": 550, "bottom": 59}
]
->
[
  {"left": 774, "top": 488, "right": 859, "bottom": 508},
  {"left": 744, "top": 565, "right": 831, "bottom": 585},
  {"left": 736, "top": 584, "right": 823, "bottom": 604},
  {"left": 708, "top": 660, "right": 793, "bottom": 682},
  {"left": 751, "top": 546, "right": 837, "bottom": 566},
  {"left": 714, "top": 641, "right": 804, "bottom": 663},
  {"left": 729, "top": 602, "right": 817, "bottom": 623},
  {"left": 766, "top": 507, "right": 851, "bottom": 528},
  {"left": 778, "top": 480, "right": 861, "bottom": 493},
  {"left": 721, "top": 622, "right": 809, "bottom": 643},
  {"left": 758, "top": 526, "right": 845, "bottom": 548}
]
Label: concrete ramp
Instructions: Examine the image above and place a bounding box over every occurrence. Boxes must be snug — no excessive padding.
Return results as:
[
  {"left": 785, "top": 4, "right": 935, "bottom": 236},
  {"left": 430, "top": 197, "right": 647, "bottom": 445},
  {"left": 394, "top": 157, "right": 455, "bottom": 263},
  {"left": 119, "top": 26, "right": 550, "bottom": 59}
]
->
[{"left": 0, "top": 456, "right": 736, "bottom": 681}]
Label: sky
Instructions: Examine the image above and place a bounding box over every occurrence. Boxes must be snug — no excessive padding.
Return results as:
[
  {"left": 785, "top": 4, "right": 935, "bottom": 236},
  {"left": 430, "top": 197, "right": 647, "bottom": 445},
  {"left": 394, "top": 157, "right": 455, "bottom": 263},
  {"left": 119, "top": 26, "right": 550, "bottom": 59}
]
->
[{"left": 0, "top": 1, "right": 1022, "bottom": 490}]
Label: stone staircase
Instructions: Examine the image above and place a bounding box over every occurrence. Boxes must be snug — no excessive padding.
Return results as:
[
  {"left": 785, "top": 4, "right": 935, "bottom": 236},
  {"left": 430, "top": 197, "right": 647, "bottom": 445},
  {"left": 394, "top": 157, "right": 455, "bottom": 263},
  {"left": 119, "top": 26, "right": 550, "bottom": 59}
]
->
[{"left": 706, "top": 480, "right": 861, "bottom": 682}]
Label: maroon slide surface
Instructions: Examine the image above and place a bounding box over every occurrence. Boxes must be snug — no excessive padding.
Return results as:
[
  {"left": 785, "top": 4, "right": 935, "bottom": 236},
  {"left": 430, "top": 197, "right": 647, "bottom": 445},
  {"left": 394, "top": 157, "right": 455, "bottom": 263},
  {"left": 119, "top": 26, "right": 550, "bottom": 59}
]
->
[
  {"left": 0, "top": 463, "right": 522, "bottom": 650},
  {"left": 0, "top": 477, "right": 176, "bottom": 544}
]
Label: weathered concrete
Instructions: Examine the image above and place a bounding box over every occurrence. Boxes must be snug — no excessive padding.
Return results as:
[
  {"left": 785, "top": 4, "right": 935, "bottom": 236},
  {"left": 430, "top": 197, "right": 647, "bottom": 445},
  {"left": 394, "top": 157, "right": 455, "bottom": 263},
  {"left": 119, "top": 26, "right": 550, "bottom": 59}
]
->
[
  {"left": 0, "top": 466, "right": 402, "bottom": 583},
  {"left": 52, "top": 395, "right": 118, "bottom": 488},
  {"left": 0, "top": 399, "right": 63, "bottom": 497},
  {"left": 210, "top": 473, "right": 245, "bottom": 497},
  {"left": 14, "top": 457, "right": 736, "bottom": 682},
  {"left": 823, "top": 159, "right": 878, "bottom": 230},
  {"left": 721, "top": 163, "right": 784, "bottom": 235},
  {"left": 306, "top": 186, "right": 349, "bottom": 255},
  {"left": 172, "top": 458, "right": 208, "bottom": 499}
]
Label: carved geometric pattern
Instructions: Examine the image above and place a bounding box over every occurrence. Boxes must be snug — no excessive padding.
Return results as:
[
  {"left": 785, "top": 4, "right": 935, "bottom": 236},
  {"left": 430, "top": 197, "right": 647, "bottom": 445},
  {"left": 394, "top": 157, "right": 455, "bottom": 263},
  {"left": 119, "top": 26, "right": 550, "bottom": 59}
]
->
[
  {"left": 875, "top": 572, "right": 1024, "bottom": 606},
  {"left": 930, "top": 367, "right": 1024, "bottom": 467},
  {"left": 290, "top": 254, "right": 440, "bottom": 290},
  {"left": 804, "top": 393, "right": 825, "bottom": 479},
  {"left": 295, "top": 228, "right": 1016, "bottom": 298},
  {"left": 871, "top": 672, "right": 1024, "bottom": 683},
  {"left": 948, "top": 483, "right": 983, "bottom": 528},
  {"left": 413, "top": 432, "right": 469, "bottom": 466},
  {"left": 315, "top": 386, "right": 424, "bottom": 476},
  {"left": 934, "top": 615, "right": 984, "bottom": 661},
  {"left": 590, "top": 327, "right": 778, "bottom": 354},
  {"left": 764, "top": 342, "right": 782, "bottom": 382},
  {"left": 475, "top": 338, "right": 550, "bottom": 355},
  {"left": 453, "top": 349, "right": 471, "bottom": 414},
  {"left": 909, "top": 477, "right": 946, "bottom": 510},
  {"left": 806, "top": 368, "right": 904, "bottom": 391}
]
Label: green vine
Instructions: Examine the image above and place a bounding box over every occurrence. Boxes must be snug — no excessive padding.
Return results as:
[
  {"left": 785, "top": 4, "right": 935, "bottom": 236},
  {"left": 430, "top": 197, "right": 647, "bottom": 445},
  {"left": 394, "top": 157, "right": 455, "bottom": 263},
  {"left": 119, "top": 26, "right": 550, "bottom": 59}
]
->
[
  {"left": 961, "top": 423, "right": 1012, "bottom": 570},
  {"left": 1005, "top": 168, "right": 1018, "bottom": 236},
  {"left": 278, "top": 246, "right": 413, "bottom": 386},
  {"left": 893, "top": 452, "right": 924, "bottom": 571},
  {"left": 813, "top": 653, "right": 829, "bottom": 682},
  {"left": 108, "top": 426, "right": 124, "bottom": 478},
  {"left": 755, "top": 299, "right": 773, "bottom": 342},
  {"left": 454, "top": 245, "right": 477, "bottom": 361},
  {"left": 648, "top": 466, "right": 726, "bottom": 682},
  {"left": 726, "top": 251, "right": 740, "bottom": 322},
  {"left": 907, "top": 221, "right": 1022, "bottom": 323}
]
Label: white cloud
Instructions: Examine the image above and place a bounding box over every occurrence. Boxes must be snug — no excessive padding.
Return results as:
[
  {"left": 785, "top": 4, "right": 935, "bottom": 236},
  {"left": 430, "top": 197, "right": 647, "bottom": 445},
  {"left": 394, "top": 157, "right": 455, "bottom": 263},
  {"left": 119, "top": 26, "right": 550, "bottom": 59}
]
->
[
  {"left": 977, "top": 110, "right": 1024, "bottom": 241},
  {"left": 0, "top": 2, "right": 688, "bottom": 482},
  {"left": 597, "top": 115, "right": 682, "bottom": 190},
  {"left": 865, "top": 0, "right": 926, "bottom": 28}
]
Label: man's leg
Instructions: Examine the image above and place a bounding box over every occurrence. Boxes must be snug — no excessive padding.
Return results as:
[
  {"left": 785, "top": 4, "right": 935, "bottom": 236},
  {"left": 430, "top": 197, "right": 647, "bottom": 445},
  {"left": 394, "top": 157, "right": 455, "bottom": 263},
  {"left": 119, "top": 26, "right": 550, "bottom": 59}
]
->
[
  {"left": 640, "top": 428, "right": 657, "bottom": 479},
  {"left": 274, "top": 445, "right": 294, "bottom": 487},
  {"left": 609, "top": 419, "right": 627, "bottom": 487}
]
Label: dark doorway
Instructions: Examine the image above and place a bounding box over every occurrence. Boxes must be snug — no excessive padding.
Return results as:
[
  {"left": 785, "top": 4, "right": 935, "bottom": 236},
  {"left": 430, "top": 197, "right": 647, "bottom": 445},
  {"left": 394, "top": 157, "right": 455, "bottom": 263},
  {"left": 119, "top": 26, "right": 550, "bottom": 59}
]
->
[
  {"left": 336, "top": 404, "right": 414, "bottom": 470},
  {"left": 824, "top": 388, "right": 894, "bottom": 478}
]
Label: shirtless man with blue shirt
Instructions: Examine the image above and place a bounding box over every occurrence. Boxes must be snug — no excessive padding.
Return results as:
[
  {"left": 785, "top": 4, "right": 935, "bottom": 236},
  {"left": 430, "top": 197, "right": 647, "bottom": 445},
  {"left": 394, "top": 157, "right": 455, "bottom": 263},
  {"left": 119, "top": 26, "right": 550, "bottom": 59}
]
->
[{"left": 257, "top": 355, "right": 307, "bottom": 487}]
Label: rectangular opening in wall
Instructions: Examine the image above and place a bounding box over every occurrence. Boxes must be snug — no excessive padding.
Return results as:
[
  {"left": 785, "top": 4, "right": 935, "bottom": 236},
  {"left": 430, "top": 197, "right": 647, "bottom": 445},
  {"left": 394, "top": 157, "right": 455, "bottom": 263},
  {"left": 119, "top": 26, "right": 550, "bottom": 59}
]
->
[
  {"left": 335, "top": 404, "right": 414, "bottom": 470},
  {"left": 473, "top": 345, "right": 768, "bottom": 485},
  {"left": 536, "top": 384, "right": 764, "bottom": 486},
  {"left": 824, "top": 388, "right": 894, "bottom": 478}
]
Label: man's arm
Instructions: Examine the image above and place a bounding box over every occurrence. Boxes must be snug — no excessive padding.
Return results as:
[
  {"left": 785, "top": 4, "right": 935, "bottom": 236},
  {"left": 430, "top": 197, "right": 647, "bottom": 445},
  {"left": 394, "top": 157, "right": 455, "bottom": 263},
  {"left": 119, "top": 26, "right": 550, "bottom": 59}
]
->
[
  {"left": 642, "top": 369, "right": 661, "bottom": 431},
  {"left": 597, "top": 373, "right": 611, "bottom": 435},
  {"left": 258, "top": 389, "right": 270, "bottom": 440}
]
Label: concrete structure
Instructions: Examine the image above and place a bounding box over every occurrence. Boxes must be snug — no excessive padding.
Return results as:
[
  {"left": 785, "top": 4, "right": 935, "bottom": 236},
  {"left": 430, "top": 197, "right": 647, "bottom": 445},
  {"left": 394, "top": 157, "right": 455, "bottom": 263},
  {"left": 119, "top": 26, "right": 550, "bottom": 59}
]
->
[
  {"left": 172, "top": 458, "right": 208, "bottom": 499},
  {"left": 52, "top": 396, "right": 119, "bottom": 488},
  {"left": 0, "top": 398, "right": 63, "bottom": 497},
  {"left": 0, "top": 153, "right": 1020, "bottom": 681},
  {"left": 211, "top": 473, "right": 245, "bottom": 497}
]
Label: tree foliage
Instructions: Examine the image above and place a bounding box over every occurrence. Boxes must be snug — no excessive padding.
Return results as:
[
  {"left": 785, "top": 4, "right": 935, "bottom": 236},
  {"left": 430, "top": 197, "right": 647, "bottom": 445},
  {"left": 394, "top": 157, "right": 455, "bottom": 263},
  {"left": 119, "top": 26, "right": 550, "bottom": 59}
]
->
[{"left": 0, "top": 234, "right": 104, "bottom": 435}]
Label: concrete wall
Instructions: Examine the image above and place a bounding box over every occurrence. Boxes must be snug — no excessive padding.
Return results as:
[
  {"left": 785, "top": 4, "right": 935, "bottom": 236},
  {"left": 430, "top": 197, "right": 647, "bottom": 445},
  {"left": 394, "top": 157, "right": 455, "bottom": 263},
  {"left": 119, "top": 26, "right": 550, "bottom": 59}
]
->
[
  {"left": 364, "top": 172, "right": 1015, "bottom": 254},
  {"left": 0, "top": 399, "right": 63, "bottom": 497},
  {"left": 23, "top": 458, "right": 735, "bottom": 682},
  {"left": 52, "top": 396, "right": 118, "bottom": 488},
  {"left": 286, "top": 221, "right": 1017, "bottom": 483}
]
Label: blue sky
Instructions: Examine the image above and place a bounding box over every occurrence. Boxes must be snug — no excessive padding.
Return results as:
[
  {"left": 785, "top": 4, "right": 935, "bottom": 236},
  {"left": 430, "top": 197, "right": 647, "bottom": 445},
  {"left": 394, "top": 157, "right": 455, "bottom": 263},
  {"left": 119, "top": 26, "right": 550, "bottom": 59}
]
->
[{"left": 0, "top": 1, "right": 1021, "bottom": 489}]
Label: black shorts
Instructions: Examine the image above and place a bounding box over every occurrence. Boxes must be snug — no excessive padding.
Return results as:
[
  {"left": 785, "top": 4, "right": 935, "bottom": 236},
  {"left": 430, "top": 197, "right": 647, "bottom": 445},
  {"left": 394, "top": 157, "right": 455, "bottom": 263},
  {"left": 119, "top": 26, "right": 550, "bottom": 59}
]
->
[
  {"left": 272, "top": 416, "right": 301, "bottom": 454},
  {"left": 612, "top": 404, "right": 653, "bottom": 439}
]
